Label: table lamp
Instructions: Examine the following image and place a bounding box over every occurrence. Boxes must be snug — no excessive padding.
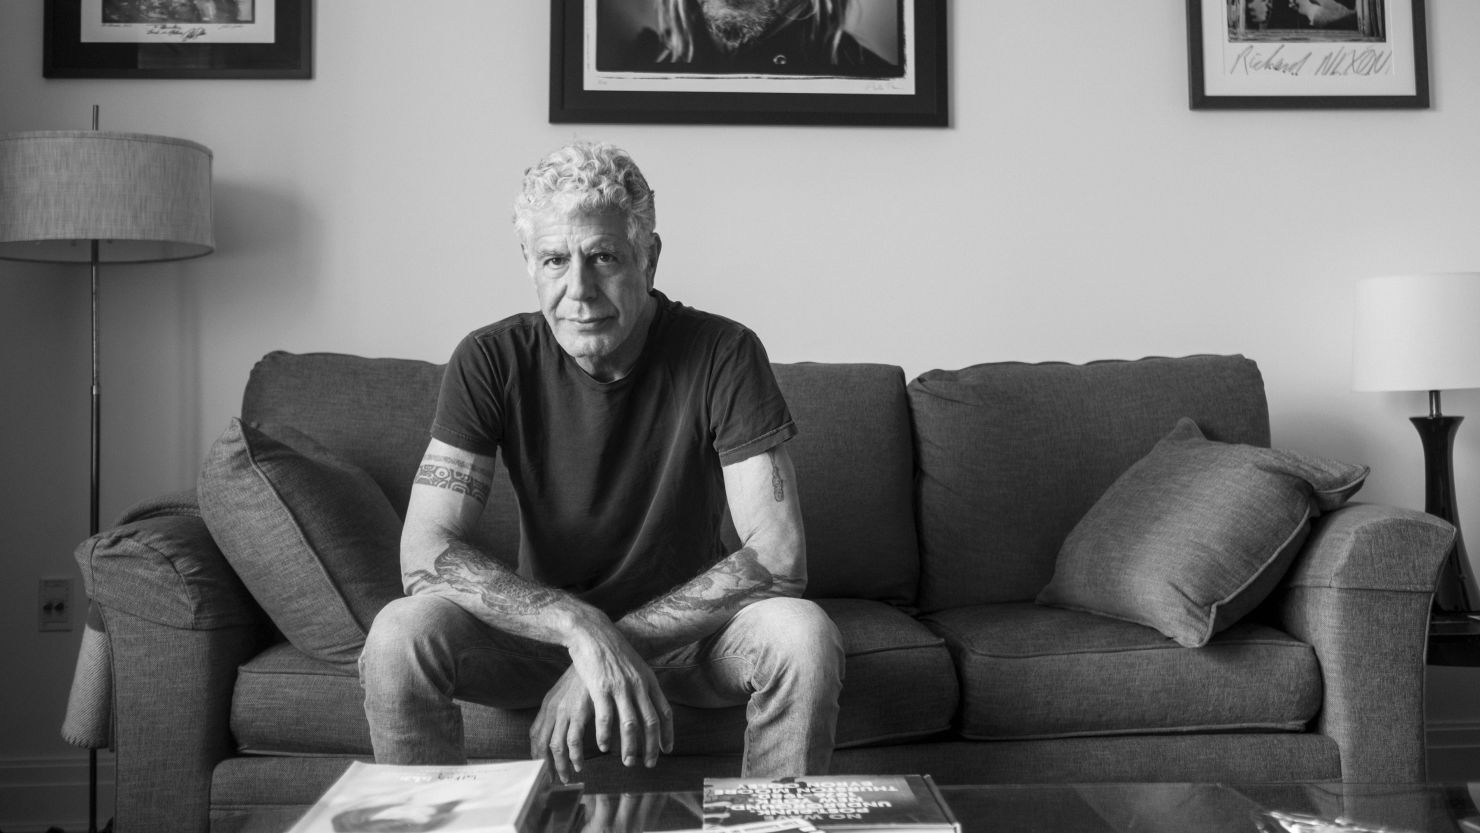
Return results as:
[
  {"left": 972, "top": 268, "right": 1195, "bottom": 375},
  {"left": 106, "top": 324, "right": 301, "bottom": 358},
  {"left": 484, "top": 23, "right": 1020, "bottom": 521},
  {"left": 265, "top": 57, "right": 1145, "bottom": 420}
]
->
[
  {"left": 0, "top": 107, "right": 213, "bottom": 833},
  {"left": 1353, "top": 272, "right": 1480, "bottom": 614}
]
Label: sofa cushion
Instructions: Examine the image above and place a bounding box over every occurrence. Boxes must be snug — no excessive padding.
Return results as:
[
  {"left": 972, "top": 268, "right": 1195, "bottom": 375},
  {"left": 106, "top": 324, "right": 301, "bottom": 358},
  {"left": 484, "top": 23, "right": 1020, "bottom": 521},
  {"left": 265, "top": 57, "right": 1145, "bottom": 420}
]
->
[
  {"left": 921, "top": 603, "right": 1321, "bottom": 740},
  {"left": 230, "top": 598, "right": 957, "bottom": 757},
  {"left": 244, "top": 352, "right": 919, "bottom": 606},
  {"left": 770, "top": 364, "right": 919, "bottom": 605},
  {"left": 199, "top": 419, "right": 404, "bottom": 669},
  {"left": 240, "top": 352, "right": 525, "bottom": 559},
  {"left": 1036, "top": 418, "right": 1368, "bottom": 646},
  {"left": 907, "top": 355, "right": 1271, "bottom": 612}
]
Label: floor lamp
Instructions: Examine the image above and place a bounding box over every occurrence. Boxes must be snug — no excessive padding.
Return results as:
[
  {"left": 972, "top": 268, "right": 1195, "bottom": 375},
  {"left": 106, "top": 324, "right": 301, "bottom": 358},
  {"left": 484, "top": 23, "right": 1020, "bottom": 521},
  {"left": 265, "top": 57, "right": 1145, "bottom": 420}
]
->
[
  {"left": 0, "top": 109, "right": 213, "bottom": 833},
  {"left": 1354, "top": 273, "right": 1480, "bottom": 615}
]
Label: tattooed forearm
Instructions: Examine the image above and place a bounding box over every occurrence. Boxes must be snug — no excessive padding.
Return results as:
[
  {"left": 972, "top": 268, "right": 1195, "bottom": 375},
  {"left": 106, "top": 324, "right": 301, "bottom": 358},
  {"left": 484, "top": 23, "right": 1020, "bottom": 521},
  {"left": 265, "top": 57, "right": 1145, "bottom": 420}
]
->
[
  {"left": 628, "top": 547, "right": 803, "bottom": 626},
  {"left": 413, "top": 454, "right": 493, "bottom": 504},
  {"left": 405, "top": 541, "right": 562, "bottom": 617}
]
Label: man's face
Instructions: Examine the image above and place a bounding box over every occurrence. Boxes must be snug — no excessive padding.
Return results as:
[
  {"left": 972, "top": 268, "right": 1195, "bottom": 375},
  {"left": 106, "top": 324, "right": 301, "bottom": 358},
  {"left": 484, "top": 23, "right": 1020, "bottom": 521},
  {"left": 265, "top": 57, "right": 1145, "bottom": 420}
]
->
[
  {"left": 1248, "top": 0, "right": 1271, "bottom": 23},
  {"left": 524, "top": 207, "right": 658, "bottom": 382}
]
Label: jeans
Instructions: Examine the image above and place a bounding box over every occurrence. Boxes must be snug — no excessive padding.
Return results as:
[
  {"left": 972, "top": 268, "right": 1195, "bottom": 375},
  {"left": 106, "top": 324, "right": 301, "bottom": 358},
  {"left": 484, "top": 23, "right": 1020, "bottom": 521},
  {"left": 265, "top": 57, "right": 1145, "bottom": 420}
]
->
[{"left": 359, "top": 594, "right": 845, "bottom": 777}]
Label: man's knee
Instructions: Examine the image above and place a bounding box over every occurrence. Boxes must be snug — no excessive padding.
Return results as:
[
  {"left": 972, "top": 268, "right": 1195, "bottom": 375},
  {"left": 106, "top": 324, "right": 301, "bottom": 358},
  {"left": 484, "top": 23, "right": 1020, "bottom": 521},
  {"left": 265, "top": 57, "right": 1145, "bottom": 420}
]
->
[
  {"left": 360, "top": 594, "right": 462, "bottom": 681},
  {"left": 746, "top": 597, "right": 845, "bottom": 681}
]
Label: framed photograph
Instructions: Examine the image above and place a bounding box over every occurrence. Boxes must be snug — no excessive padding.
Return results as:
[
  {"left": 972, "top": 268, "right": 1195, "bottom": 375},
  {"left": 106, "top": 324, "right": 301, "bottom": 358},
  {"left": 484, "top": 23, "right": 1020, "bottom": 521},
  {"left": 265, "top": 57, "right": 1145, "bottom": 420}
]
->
[
  {"left": 44, "top": 0, "right": 313, "bottom": 79},
  {"left": 1187, "top": 0, "right": 1428, "bottom": 109},
  {"left": 549, "top": 0, "right": 949, "bottom": 127}
]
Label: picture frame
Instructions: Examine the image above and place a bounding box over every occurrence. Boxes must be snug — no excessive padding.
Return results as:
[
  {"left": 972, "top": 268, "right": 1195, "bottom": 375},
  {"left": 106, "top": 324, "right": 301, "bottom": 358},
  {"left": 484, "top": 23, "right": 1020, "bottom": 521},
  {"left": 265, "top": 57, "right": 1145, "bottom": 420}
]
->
[
  {"left": 1187, "top": 0, "right": 1428, "bottom": 109},
  {"left": 549, "top": 0, "right": 949, "bottom": 127},
  {"left": 44, "top": 0, "right": 313, "bottom": 80}
]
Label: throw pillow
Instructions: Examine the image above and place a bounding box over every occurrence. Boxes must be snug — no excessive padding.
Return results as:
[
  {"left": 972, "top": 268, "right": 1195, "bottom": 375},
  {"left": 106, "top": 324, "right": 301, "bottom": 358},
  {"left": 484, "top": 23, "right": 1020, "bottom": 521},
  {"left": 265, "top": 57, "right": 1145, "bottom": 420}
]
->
[
  {"left": 198, "top": 419, "right": 405, "bottom": 669},
  {"left": 1035, "top": 417, "right": 1368, "bottom": 647}
]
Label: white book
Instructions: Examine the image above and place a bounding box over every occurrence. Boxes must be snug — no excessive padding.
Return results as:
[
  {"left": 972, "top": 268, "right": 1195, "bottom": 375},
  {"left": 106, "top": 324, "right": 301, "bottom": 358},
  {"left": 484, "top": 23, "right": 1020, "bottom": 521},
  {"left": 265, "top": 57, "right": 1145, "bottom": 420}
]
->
[{"left": 286, "top": 758, "right": 553, "bottom": 833}]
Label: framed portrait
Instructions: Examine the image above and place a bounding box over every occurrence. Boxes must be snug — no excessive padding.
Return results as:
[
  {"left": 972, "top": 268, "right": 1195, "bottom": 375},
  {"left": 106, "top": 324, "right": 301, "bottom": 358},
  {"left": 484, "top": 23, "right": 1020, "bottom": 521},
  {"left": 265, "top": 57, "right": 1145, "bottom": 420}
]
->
[
  {"left": 549, "top": 0, "right": 949, "bottom": 127},
  {"left": 44, "top": 0, "right": 313, "bottom": 79},
  {"left": 1187, "top": 0, "right": 1428, "bottom": 109}
]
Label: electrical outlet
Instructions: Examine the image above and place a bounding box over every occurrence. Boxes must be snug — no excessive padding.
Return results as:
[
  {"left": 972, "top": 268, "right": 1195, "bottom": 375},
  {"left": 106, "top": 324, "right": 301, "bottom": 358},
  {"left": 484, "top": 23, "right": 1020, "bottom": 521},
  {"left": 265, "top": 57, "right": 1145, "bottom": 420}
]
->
[{"left": 39, "top": 577, "right": 73, "bottom": 632}]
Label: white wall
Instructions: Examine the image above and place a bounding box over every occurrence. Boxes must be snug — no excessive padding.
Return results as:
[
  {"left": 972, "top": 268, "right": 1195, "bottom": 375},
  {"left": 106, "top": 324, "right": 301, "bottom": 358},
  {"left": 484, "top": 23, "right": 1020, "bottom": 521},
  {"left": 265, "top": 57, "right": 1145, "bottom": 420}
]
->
[{"left": 4, "top": 1, "right": 1480, "bottom": 827}]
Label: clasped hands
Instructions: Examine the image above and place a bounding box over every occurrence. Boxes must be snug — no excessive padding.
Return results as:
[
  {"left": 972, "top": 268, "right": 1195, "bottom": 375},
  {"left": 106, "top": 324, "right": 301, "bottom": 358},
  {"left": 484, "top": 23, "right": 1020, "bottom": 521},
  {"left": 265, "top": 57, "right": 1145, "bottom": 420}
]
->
[{"left": 530, "top": 621, "right": 675, "bottom": 784}]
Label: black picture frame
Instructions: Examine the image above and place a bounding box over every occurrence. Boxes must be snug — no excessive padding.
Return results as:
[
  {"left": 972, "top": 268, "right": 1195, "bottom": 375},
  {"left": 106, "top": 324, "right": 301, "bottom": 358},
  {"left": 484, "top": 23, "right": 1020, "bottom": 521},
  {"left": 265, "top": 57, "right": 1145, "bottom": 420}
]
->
[
  {"left": 44, "top": 0, "right": 313, "bottom": 80},
  {"left": 549, "top": 0, "right": 948, "bottom": 127},
  {"left": 1187, "top": 0, "right": 1427, "bottom": 109}
]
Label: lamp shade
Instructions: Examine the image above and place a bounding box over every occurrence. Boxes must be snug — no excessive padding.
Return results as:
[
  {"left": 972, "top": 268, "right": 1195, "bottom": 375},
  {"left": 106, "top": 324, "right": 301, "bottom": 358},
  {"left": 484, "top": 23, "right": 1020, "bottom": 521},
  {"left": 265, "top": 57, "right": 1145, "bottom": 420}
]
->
[
  {"left": 1353, "top": 272, "right": 1480, "bottom": 392},
  {"left": 0, "top": 130, "right": 213, "bottom": 263}
]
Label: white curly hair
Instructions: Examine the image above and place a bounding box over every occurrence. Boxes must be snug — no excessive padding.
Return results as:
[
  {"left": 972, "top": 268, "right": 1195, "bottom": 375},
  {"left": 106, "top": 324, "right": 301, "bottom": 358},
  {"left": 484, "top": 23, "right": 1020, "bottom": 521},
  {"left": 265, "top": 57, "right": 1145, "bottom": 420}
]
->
[{"left": 513, "top": 141, "right": 657, "bottom": 271}]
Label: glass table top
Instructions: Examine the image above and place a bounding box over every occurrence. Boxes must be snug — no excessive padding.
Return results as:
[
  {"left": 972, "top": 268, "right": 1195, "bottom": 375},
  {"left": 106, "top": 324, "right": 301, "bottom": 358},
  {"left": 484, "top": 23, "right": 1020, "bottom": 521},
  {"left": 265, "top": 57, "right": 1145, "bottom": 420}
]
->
[{"left": 212, "top": 781, "right": 1480, "bottom": 833}]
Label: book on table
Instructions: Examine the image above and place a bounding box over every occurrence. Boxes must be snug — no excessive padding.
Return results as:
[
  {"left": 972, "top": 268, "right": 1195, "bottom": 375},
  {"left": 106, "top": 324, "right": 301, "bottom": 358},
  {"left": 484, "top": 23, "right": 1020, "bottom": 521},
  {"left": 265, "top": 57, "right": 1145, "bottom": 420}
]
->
[
  {"left": 701, "top": 775, "right": 960, "bottom": 833},
  {"left": 284, "top": 758, "right": 553, "bottom": 833}
]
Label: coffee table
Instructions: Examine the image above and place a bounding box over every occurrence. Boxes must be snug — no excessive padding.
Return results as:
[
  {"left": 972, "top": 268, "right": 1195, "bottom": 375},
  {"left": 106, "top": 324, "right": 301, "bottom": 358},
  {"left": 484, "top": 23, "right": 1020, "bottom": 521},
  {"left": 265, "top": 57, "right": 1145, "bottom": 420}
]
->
[{"left": 211, "top": 782, "right": 1480, "bottom": 833}]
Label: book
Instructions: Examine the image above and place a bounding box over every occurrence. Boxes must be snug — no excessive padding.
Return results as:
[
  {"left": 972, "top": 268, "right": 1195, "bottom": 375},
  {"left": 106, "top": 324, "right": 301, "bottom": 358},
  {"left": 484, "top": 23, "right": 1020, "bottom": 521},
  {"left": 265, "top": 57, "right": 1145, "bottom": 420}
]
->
[
  {"left": 285, "top": 758, "right": 554, "bottom": 833},
  {"left": 702, "top": 775, "right": 960, "bottom": 833}
]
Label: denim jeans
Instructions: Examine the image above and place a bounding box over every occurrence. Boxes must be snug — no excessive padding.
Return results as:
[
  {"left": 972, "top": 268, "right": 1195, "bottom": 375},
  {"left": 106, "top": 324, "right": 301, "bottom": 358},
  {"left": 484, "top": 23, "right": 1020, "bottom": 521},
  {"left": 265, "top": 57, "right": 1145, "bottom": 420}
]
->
[{"left": 359, "top": 594, "right": 845, "bottom": 777}]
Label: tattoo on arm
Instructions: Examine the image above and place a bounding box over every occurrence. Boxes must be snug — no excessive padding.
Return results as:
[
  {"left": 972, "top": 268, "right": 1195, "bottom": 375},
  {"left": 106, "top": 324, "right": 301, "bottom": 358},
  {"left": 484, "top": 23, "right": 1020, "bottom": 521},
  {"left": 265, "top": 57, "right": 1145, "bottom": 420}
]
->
[
  {"left": 770, "top": 451, "right": 784, "bottom": 502},
  {"left": 629, "top": 547, "right": 801, "bottom": 625},
  {"left": 405, "top": 541, "right": 561, "bottom": 616},
  {"left": 413, "top": 454, "right": 493, "bottom": 504}
]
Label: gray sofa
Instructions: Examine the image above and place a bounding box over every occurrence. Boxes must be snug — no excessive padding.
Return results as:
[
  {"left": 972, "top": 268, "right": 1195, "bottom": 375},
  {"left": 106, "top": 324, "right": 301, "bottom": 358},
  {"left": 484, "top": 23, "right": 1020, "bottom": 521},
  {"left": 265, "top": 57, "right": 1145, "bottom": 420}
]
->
[{"left": 73, "top": 352, "right": 1454, "bottom": 833}]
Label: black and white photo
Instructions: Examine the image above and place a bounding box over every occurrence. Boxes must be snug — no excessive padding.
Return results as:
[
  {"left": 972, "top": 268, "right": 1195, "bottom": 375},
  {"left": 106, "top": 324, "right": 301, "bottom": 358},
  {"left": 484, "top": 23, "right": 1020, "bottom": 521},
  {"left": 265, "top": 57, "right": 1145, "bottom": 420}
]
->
[
  {"left": 46, "top": 0, "right": 311, "bottom": 78},
  {"left": 550, "top": 0, "right": 948, "bottom": 126},
  {"left": 1189, "top": 0, "right": 1427, "bottom": 108}
]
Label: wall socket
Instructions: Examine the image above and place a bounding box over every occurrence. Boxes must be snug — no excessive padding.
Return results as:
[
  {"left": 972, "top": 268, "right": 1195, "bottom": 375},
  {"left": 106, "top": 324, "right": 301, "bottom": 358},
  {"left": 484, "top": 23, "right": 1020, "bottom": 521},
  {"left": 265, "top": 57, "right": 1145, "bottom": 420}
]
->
[{"left": 39, "top": 577, "right": 74, "bottom": 632}]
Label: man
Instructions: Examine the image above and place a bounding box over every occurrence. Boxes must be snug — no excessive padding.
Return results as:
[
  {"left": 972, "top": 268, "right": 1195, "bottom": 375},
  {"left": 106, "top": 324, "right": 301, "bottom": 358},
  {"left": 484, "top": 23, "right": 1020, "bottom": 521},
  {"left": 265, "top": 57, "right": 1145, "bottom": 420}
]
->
[
  {"left": 603, "top": 0, "right": 897, "bottom": 77},
  {"left": 1228, "top": 0, "right": 1272, "bottom": 32},
  {"left": 360, "top": 141, "right": 844, "bottom": 784}
]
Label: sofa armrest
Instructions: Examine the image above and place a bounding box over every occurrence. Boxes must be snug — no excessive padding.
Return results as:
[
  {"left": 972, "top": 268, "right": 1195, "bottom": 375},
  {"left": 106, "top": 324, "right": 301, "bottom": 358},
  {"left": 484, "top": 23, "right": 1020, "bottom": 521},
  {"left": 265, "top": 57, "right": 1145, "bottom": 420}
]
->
[
  {"left": 75, "top": 491, "right": 275, "bottom": 833},
  {"left": 1284, "top": 503, "right": 1454, "bottom": 594},
  {"left": 1275, "top": 503, "right": 1455, "bottom": 783},
  {"left": 75, "top": 491, "right": 264, "bottom": 629}
]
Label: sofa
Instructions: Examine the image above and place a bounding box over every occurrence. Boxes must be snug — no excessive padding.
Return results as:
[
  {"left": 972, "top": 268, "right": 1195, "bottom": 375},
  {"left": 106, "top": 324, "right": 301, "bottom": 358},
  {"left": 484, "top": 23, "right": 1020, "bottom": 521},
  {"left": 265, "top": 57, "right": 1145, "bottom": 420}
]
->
[{"left": 71, "top": 351, "right": 1455, "bottom": 833}]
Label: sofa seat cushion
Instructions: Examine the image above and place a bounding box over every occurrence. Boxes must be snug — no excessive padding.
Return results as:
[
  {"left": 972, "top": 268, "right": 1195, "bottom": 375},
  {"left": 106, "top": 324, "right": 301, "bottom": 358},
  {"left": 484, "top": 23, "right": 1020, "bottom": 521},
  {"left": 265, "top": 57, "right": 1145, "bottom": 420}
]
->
[
  {"left": 231, "top": 598, "right": 956, "bottom": 757},
  {"left": 920, "top": 602, "right": 1320, "bottom": 741}
]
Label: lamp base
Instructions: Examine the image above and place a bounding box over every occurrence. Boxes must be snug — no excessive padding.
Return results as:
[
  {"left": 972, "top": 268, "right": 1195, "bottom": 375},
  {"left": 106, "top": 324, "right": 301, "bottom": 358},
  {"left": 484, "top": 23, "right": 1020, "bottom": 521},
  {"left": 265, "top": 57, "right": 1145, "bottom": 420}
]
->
[{"left": 1412, "top": 414, "right": 1480, "bottom": 614}]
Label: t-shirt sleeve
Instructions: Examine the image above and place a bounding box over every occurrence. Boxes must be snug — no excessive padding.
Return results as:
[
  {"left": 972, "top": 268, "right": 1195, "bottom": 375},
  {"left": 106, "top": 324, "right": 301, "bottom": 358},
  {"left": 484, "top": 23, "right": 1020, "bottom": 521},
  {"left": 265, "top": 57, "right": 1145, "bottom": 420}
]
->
[
  {"left": 430, "top": 332, "right": 503, "bottom": 457},
  {"left": 710, "top": 327, "right": 797, "bottom": 467}
]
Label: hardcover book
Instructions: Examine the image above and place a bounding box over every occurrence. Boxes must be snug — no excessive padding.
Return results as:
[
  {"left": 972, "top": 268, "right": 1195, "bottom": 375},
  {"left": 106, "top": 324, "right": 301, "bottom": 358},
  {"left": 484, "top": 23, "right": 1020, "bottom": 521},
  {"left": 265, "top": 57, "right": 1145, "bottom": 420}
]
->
[
  {"left": 285, "top": 758, "right": 553, "bottom": 833},
  {"left": 702, "top": 775, "right": 960, "bottom": 833}
]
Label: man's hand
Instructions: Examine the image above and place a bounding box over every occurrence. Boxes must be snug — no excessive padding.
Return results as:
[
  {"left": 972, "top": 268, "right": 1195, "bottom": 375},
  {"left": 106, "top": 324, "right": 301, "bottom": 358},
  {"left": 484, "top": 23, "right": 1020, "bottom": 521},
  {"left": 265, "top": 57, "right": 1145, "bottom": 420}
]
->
[
  {"left": 530, "top": 667, "right": 594, "bottom": 784},
  {"left": 531, "top": 614, "right": 673, "bottom": 782}
]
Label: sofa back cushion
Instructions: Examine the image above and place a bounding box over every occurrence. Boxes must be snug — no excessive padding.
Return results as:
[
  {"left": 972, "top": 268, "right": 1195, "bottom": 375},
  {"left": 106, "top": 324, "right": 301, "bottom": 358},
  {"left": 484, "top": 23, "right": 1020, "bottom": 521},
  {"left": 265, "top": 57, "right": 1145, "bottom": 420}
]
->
[
  {"left": 768, "top": 363, "right": 919, "bottom": 605},
  {"left": 907, "top": 355, "right": 1270, "bottom": 612},
  {"left": 240, "top": 352, "right": 919, "bottom": 606},
  {"left": 240, "top": 352, "right": 523, "bottom": 557}
]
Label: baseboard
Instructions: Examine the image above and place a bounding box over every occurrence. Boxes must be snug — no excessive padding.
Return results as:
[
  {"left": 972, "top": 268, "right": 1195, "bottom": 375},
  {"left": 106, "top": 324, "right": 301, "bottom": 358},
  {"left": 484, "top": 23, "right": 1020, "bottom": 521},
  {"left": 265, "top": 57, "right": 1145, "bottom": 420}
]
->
[
  {"left": 1429, "top": 719, "right": 1480, "bottom": 781},
  {"left": 0, "top": 753, "right": 116, "bottom": 833}
]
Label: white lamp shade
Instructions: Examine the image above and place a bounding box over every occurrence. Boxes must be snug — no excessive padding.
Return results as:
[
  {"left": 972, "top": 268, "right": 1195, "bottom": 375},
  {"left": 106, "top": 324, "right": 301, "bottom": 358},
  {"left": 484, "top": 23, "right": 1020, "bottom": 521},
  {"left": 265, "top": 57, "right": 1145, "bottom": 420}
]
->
[
  {"left": 1353, "top": 272, "right": 1480, "bottom": 392},
  {"left": 0, "top": 130, "right": 213, "bottom": 263}
]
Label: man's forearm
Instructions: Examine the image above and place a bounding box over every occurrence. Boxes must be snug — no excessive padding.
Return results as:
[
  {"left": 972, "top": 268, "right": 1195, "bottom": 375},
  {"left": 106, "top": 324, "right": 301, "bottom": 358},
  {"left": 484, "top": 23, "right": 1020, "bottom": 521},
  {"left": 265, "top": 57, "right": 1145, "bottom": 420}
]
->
[
  {"left": 404, "top": 537, "right": 605, "bottom": 647},
  {"left": 616, "top": 545, "right": 805, "bottom": 658}
]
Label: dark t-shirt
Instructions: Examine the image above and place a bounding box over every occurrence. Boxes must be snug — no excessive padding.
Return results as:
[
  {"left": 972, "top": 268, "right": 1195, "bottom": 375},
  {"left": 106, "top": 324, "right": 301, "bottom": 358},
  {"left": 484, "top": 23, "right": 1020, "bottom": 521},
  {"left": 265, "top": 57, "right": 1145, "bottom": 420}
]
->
[{"left": 431, "top": 291, "right": 796, "bottom": 618}]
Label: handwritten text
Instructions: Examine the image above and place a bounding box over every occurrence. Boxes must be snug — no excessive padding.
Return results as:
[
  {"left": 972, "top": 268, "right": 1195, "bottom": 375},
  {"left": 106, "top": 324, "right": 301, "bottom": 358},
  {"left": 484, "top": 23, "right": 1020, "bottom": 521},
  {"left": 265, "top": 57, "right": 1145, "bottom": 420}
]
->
[{"left": 1229, "top": 44, "right": 1393, "bottom": 78}]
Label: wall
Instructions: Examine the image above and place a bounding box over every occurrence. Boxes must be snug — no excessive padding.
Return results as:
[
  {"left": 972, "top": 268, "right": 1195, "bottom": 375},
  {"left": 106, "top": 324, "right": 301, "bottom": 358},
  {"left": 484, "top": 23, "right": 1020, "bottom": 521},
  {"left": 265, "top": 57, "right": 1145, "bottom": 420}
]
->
[{"left": 3, "top": 1, "right": 1480, "bottom": 828}]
